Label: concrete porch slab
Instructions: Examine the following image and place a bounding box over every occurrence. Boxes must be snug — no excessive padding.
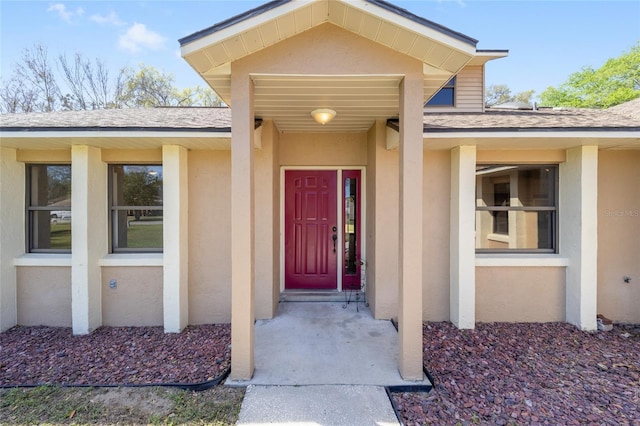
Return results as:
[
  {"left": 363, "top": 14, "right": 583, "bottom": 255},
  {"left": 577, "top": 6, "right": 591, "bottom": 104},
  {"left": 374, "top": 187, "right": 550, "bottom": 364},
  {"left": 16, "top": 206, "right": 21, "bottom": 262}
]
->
[{"left": 226, "top": 302, "right": 431, "bottom": 386}]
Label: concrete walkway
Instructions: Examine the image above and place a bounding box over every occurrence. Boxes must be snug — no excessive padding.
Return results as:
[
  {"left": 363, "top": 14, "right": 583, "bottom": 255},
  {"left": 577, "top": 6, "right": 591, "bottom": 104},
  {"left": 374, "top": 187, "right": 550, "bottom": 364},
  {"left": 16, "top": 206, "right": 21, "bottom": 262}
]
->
[{"left": 231, "top": 302, "right": 431, "bottom": 425}]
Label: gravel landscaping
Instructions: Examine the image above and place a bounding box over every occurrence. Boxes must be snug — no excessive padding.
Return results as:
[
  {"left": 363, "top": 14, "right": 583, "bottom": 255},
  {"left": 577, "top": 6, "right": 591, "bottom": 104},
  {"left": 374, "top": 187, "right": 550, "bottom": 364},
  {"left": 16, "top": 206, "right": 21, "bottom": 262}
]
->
[
  {"left": 2, "top": 321, "right": 639, "bottom": 425},
  {"left": 392, "top": 322, "right": 640, "bottom": 425},
  {"left": 0, "top": 324, "right": 231, "bottom": 386}
]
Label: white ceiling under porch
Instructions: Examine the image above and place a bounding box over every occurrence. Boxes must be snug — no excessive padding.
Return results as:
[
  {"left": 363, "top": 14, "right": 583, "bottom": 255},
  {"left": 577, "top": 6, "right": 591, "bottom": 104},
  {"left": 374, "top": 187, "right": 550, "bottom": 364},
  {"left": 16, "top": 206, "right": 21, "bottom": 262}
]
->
[{"left": 252, "top": 74, "right": 402, "bottom": 133}]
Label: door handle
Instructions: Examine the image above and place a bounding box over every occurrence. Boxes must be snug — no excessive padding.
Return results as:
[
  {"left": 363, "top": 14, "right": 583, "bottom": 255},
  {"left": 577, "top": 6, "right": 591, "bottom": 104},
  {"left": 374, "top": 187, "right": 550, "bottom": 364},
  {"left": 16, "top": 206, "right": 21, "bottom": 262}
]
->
[{"left": 332, "top": 234, "right": 337, "bottom": 253}]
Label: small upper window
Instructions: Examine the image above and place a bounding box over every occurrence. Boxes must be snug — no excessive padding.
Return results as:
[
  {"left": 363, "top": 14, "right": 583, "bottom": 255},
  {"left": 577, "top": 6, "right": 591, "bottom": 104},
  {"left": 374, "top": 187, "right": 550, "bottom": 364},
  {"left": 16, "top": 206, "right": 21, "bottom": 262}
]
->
[
  {"left": 27, "top": 164, "right": 72, "bottom": 252},
  {"left": 425, "top": 77, "right": 455, "bottom": 107},
  {"left": 476, "top": 165, "right": 558, "bottom": 253},
  {"left": 109, "top": 165, "right": 163, "bottom": 252}
]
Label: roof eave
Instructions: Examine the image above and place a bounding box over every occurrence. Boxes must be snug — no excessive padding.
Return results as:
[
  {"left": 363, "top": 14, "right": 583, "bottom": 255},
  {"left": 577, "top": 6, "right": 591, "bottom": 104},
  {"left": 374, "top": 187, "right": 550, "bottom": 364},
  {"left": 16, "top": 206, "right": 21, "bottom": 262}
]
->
[
  {"left": 179, "top": 0, "right": 292, "bottom": 46},
  {"left": 422, "top": 129, "right": 640, "bottom": 136}
]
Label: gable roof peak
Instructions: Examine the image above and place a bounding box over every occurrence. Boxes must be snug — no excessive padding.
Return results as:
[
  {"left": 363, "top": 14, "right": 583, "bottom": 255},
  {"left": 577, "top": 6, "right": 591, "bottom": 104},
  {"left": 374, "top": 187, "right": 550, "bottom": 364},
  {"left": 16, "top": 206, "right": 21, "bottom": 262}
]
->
[{"left": 179, "top": 0, "right": 477, "bottom": 48}]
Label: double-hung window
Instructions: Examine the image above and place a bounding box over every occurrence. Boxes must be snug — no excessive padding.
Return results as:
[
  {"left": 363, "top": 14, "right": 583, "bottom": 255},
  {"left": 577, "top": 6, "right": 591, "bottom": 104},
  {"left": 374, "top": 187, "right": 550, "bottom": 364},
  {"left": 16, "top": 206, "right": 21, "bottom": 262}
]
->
[
  {"left": 476, "top": 165, "right": 558, "bottom": 253},
  {"left": 26, "top": 164, "right": 72, "bottom": 252},
  {"left": 109, "top": 165, "right": 163, "bottom": 252}
]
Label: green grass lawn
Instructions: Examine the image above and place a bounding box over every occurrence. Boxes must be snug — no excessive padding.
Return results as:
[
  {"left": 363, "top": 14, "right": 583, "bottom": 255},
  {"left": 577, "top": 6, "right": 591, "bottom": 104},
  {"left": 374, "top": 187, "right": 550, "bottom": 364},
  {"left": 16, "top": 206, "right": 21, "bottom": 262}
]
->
[
  {"left": 48, "top": 222, "right": 162, "bottom": 249},
  {"left": 125, "top": 223, "right": 163, "bottom": 248},
  {"left": 50, "top": 223, "right": 71, "bottom": 249},
  {"left": 0, "top": 386, "right": 244, "bottom": 425}
]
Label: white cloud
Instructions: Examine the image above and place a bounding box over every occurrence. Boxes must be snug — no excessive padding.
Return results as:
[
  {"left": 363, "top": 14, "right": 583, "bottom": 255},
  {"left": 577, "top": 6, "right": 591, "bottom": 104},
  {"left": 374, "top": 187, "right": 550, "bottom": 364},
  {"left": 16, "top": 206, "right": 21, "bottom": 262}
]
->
[
  {"left": 118, "top": 23, "right": 166, "bottom": 54},
  {"left": 47, "top": 3, "right": 84, "bottom": 22},
  {"left": 90, "top": 11, "right": 125, "bottom": 26}
]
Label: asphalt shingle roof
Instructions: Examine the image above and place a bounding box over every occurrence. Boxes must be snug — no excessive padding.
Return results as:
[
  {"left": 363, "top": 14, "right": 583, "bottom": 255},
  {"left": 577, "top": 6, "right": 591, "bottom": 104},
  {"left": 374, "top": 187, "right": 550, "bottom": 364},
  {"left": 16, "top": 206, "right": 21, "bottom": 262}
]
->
[
  {"left": 0, "top": 107, "right": 231, "bottom": 132},
  {"left": 423, "top": 105, "right": 640, "bottom": 132},
  {"left": 1, "top": 99, "right": 639, "bottom": 133}
]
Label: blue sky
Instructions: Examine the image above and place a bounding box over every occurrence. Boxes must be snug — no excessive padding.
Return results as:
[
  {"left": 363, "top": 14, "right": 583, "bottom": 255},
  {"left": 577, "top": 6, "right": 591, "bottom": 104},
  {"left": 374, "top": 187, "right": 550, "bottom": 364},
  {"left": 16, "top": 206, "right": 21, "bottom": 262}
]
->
[{"left": 1, "top": 0, "right": 638, "bottom": 102}]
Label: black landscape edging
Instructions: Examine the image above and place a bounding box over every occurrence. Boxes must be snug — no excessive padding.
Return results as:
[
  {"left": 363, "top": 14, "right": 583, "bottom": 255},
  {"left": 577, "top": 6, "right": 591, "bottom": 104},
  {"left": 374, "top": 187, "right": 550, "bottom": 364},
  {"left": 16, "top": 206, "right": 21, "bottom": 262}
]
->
[
  {"left": 389, "top": 318, "right": 437, "bottom": 386},
  {"left": 0, "top": 366, "right": 230, "bottom": 392},
  {"left": 385, "top": 383, "right": 433, "bottom": 426}
]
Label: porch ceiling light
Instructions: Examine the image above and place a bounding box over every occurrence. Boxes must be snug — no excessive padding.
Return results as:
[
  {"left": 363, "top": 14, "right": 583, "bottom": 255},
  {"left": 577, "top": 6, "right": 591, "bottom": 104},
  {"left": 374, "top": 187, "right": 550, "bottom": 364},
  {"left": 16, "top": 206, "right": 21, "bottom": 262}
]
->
[{"left": 311, "top": 108, "right": 336, "bottom": 125}]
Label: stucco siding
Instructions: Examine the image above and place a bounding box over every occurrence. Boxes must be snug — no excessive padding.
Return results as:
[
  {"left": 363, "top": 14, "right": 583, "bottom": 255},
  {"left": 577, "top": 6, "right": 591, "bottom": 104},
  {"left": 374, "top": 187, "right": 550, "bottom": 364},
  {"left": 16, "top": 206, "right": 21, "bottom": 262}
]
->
[
  {"left": 279, "top": 133, "right": 367, "bottom": 166},
  {"left": 188, "top": 150, "right": 232, "bottom": 324},
  {"left": 423, "top": 150, "right": 452, "bottom": 321},
  {"left": 17, "top": 267, "right": 71, "bottom": 327},
  {"left": 597, "top": 150, "right": 640, "bottom": 323},
  {"left": 476, "top": 267, "right": 565, "bottom": 322},
  {"left": 255, "top": 119, "right": 280, "bottom": 319},
  {"left": 235, "top": 23, "right": 423, "bottom": 80},
  {"left": 366, "top": 121, "right": 399, "bottom": 319},
  {"left": 101, "top": 267, "right": 163, "bottom": 326}
]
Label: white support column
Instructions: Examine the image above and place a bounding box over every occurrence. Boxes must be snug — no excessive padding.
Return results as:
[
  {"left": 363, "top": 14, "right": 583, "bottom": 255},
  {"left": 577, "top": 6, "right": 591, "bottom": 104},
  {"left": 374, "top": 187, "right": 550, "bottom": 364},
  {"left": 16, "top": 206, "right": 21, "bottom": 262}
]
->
[
  {"left": 560, "top": 145, "right": 598, "bottom": 330},
  {"left": 163, "top": 145, "right": 189, "bottom": 333},
  {"left": 230, "top": 73, "right": 255, "bottom": 380},
  {"left": 398, "top": 75, "right": 424, "bottom": 381},
  {"left": 450, "top": 145, "right": 476, "bottom": 329},
  {"left": 71, "top": 145, "right": 107, "bottom": 335},
  {"left": 0, "top": 148, "right": 24, "bottom": 332}
]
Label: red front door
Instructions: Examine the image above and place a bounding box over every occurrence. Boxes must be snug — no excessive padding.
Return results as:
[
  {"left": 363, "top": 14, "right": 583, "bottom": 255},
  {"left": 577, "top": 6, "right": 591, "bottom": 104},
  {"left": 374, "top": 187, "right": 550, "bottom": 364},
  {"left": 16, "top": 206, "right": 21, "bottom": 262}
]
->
[{"left": 285, "top": 170, "right": 338, "bottom": 290}]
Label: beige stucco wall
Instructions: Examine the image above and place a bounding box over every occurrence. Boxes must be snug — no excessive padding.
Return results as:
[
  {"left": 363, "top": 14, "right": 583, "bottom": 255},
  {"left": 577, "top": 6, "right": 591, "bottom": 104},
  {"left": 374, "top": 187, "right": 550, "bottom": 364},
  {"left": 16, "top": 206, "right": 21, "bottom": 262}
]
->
[
  {"left": 476, "top": 267, "right": 566, "bottom": 322},
  {"left": 255, "top": 120, "right": 280, "bottom": 319},
  {"left": 17, "top": 267, "right": 71, "bottom": 327},
  {"left": 279, "top": 133, "right": 368, "bottom": 166},
  {"left": 366, "top": 121, "right": 398, "bottom": 319},
  {"left": 423, "top": 150, "right": 451, "bottom": 321},
  {"left": 101, "top": 267, "right": 163, "bottom": 326},
  {"left": 188, "top": 150, "right": 233, "bottom": 324},
  {"left": 597, "top": 150, "right": 640, "bottom": 323},
  {"left": 235, "top": 23, "right": 423, "bottom": 78}
]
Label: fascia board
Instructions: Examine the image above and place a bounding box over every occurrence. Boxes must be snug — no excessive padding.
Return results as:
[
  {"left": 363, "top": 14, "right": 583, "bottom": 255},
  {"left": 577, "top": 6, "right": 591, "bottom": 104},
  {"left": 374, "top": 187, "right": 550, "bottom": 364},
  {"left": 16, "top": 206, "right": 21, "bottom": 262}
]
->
[
  {"left": 350, "top": 0, "right": 477, "bottom": 54},
  {"left": 180, "top": 0, "right": 317, "bottom": 56},
  {"left": 0, "top": 131, "right": 231, "bottom": 139},
  {"left": 423, "top": 131, "right": 640, "bottom": 139}
]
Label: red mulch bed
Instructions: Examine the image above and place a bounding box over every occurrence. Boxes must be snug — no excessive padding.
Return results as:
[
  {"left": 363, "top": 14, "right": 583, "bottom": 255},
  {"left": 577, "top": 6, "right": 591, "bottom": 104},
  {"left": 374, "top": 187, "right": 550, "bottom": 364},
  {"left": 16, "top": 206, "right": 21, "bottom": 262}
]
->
[
  {"left": 0, "top": 324, "right": 230, "bottom": 386},
  {"left": 392, "top": 322, "right": 640, "bottom": 425}
]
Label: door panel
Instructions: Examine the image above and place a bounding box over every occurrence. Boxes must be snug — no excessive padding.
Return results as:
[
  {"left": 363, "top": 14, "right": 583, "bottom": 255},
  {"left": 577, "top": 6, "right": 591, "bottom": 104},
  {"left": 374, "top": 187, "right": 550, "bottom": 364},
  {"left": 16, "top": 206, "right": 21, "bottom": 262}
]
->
[{"left": 285, "top": 170, "right": 337, "bottom": 290}]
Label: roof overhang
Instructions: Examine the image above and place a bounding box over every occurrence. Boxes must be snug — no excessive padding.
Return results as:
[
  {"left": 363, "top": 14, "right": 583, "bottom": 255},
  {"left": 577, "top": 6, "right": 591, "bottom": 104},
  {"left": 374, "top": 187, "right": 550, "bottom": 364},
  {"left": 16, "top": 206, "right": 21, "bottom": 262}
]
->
[
  {"left": 179, "top": 0, "right": 503, "bottom": 132},
  {"left": 0, "top": 130, "right": 237, "bottom": 150},
  {"left": 3, "top": 128, "right": 637, "bottom": 152},
  {"left": 422, "top": 131, "right": 640, "bottom": 150},
  {"left": 467, "top": 50, "right": 509, "bottom": 66}
]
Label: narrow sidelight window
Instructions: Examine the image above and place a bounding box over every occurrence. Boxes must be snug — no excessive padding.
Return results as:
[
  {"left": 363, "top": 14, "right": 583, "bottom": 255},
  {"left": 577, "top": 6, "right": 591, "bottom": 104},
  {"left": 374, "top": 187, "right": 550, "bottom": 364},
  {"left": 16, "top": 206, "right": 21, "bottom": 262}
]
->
[
  {"left": 26, "top": 164, "right": 72, "bottom": 252},
  {"left": 109, "top": 165, "right": 163, "bottom": 252},
  {"left": 476, "top": 165, "right": 558, "bottom": 253}
]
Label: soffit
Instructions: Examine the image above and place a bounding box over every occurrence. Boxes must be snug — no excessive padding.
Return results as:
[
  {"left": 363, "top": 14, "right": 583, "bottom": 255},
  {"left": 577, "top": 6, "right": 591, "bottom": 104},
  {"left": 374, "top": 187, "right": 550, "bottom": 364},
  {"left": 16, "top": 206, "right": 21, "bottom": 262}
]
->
[
  {"left": 423, "top": 135, "right": 640, "bottom": 151},
  {"left": 252, "top": 74, "right": 402, "bottom": 132},
  {"left": 181, "top": 0, "right": 480, "bottom": 132},
  {"left": 0, "top": 135, "right": 232, "bottom": 150}
]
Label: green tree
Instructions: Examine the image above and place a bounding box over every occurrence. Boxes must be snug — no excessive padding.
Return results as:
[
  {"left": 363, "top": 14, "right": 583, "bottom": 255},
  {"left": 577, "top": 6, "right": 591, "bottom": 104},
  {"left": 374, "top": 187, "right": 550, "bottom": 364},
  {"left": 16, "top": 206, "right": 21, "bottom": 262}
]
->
[
  {"left": 485, "top": 84, "right": 512, "bottom": 107},
  {"left": 513, "top": 89, "right": 535, "bottom": 105},
  {"left": 119, "top": 64, "right": 178, "bottom": 107},
  {"left": 123, "top": 166, "right": 162, "bottom": 207},
  {"left": 47, "top": 166, "right": 72, "bottom": 203},
  {"left": 118, "top": 64, "right": 222, "bottom": 108},
  {"left": 485, "top": 84, "right": 535, "bottom": 107},
  {"left": 539, "top": 42, "right": 640, "bottom": 108}
]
